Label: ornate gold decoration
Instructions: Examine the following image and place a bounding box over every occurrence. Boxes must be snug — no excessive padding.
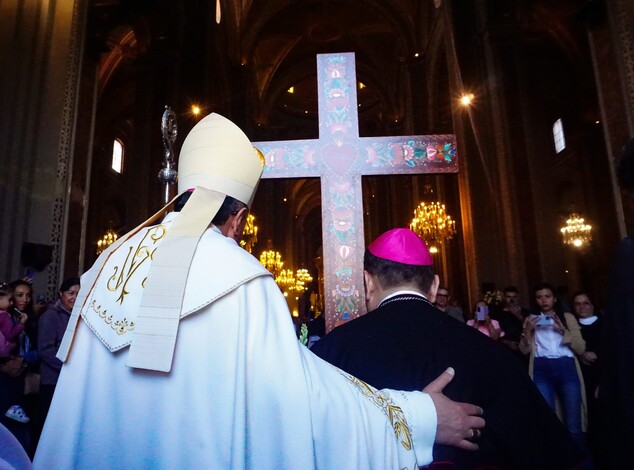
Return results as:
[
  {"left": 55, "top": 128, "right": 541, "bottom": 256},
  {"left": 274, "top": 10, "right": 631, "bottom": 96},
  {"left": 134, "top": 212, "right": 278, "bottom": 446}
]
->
[
  {"left": 89, "top": 299, "right": 135, "bottom": 336},
  {"left": 240, "top": 213, "right": 258, "bottom": 253},
  {"left": 289, "top": 268, "right": 313, "bottom": 293},
  {"left": 410, "top": 201, "right": 456, "bottom": 248},
  {"left": 275, "top": 268, "right": 314, "bottom": 293},
  {"left": 96, "top": 227, "right": 118, "bottom": 255},
  {"left": 275, "top": 269, "right": 295, "bottom": 289},
  {"left": 106, "top": 225, "right": 167, "bottom": 304},
  {"left": 342, "top": 372, "right": 413, "bottom": 451},
  {"left": 259, "top": 249, "right": 284, "bottom": 277},
  {"left": 560, "top": 213, "right": 592, "bottom": 247}
]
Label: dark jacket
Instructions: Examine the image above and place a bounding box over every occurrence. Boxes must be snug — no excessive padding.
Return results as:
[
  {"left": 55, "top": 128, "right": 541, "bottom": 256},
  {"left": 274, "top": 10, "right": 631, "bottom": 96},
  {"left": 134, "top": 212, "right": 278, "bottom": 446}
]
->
[
  {"left": 38, "top": 300, "right": 71, "bottom": 385},
  {"left": 601, "top": 235, "right": 634, "bottom": 468},
  {"left": 312, "top": 294, "right": 582, "bottom": 469}
]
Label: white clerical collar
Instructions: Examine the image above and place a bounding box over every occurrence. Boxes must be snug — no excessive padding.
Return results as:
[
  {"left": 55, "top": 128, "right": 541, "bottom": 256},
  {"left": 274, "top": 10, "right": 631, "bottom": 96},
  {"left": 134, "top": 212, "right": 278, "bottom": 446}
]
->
[
  {"left": 163, "top": 214, "right": 238, "bottom": 245},
  {"left": 380, "top": 290, "right": 427, "bottom": 304},
  {"left": 578, "top": 316, "right": 598, "bottom": 325}
]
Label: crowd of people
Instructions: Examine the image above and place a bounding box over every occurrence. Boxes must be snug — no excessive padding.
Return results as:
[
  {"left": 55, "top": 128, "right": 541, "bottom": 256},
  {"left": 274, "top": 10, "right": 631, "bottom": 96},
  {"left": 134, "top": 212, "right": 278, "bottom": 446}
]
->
[
  {"left": 414, "top": 282, "right": 604, "bottom": 465},
  {"left": 0, "top": 277, "right": 80, "bottom": 457}
]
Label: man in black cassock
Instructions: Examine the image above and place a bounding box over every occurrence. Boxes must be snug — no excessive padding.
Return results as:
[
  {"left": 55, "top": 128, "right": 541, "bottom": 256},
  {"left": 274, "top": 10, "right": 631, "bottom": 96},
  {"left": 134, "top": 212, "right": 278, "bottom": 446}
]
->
[
  {"left": 600, "top": 138, "right": 634, "bottom": 469},
  {"left": 311, "top": 228, "right": 583, "bottom": 469}
]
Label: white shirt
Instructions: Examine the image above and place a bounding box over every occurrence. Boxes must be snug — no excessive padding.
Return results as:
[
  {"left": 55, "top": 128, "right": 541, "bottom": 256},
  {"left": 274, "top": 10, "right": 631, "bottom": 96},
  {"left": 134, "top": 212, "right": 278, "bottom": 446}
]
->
[{"left": 533, "top": 314, "right": 574, "bottom": 358}]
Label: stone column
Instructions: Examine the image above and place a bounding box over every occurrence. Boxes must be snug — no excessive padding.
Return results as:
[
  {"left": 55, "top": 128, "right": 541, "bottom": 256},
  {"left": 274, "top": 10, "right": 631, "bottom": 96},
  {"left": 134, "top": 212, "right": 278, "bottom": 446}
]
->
[{"left": 0, "top": 0, "right": 87, "bottom": 297}]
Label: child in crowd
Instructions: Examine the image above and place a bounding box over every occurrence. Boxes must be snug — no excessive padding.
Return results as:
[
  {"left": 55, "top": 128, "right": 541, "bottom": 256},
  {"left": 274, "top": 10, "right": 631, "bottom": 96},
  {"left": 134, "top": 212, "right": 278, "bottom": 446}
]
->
[{"left": 0, "top": 282, "right": 30, "bottom": 423}]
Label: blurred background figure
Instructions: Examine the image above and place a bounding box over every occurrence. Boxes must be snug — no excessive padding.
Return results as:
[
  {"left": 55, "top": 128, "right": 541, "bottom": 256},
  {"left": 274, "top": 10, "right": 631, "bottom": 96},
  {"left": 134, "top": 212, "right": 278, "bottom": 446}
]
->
[
  {"left": 0, "top": 282, "right": 29, "bottom": 425},
  {"left": 8, "top": 280, "right": 41, "bottom": 456},
  {"left": 37, "top": 278, "right": 79, "bottom": 423},
  {"left": 572, "top": 290, "right": 601, "bottom": 461},
  {"left": 466, "top": 300, "right": 503, "bottom": 340},
  {"left": 434, "top": 286, "right": 464, "bottom": 322},
  {"left": 491, "top": 286, "right": 529, "bottom": 365},
  {"left": 520, "top": 282, "right": 588, "bottom": 456},
  {"left": 9, "top": 280, "right": 39, "bottom": 372}
]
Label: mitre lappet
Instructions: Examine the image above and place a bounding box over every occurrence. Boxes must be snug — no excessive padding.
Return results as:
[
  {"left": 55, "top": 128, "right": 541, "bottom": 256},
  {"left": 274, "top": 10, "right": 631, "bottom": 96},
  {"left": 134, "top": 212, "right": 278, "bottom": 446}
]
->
[{"left": 57, "top": 113, "right": 267, "bottom": 372}]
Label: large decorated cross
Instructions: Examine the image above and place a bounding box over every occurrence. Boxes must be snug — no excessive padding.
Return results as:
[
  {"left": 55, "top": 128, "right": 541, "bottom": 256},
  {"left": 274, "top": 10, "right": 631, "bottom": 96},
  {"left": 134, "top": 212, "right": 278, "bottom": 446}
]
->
[{"left": 255, "top": 52, "right": 458, "bottom": 332}]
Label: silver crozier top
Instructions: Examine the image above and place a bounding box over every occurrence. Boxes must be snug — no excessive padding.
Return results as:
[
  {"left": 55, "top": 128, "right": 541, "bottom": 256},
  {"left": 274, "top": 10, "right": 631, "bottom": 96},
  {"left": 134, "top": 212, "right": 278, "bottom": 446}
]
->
[{"left": 158, "top": 105, "right": 178, "bottom": 204}]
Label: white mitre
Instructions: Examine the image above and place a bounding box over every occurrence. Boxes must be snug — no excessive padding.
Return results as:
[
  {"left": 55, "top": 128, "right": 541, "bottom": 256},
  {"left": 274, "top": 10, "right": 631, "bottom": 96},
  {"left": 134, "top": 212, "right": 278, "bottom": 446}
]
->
[{"left": 58, "top": 113, "right": 266, "bottom": 372}]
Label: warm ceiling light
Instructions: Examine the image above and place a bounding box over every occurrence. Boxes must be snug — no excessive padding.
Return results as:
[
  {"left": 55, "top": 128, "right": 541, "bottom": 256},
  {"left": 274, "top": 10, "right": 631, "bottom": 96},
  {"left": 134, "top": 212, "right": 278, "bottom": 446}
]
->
[
  {"left": 191, "top": 105, "right": 201, "bottom": 116},
  {"left": 287, "top": 86, "right": 295, "bottom": 94},
  {"left": 239, "top": 213, "right": 258, "bottom": 253},
  {"left": 410, "top": 201, "right": 456, "bottom": 246},
  {"left": 96, "top": 227, "right": 118, "bottom": 255},
  {"left": 459, "top": 93, "right": 475, "bottom": 107},
  {"left": 560, "top": 213, "right": 592, "bottom": 248},
  {"left": 414, "top": 52, "right": 420, "bottom": 58},
  {"left": 359, "top": 82, "right": 366, "bottom": 89},
  {"left": 260, "top": 250, "right": 284, "bottom": 277}
]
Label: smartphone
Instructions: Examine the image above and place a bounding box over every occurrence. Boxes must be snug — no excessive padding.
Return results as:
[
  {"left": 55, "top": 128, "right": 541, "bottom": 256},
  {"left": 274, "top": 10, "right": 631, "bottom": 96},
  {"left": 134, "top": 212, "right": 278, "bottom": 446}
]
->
[
  {"left": 536, "top": 315, "right": 554, "bottom": 327},
  {"left": 476, "top": 305, "right": 488, "bottom": 322}
]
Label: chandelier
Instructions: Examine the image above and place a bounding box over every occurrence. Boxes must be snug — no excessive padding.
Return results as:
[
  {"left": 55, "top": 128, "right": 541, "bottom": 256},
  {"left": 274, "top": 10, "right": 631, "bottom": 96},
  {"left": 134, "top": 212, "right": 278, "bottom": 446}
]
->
[
  {"left": 289, "top": 268, "right": 313, "bottom": 293},
  {"left": 410, "top": 201, "right": 456, "bottom": 247},
  {"left": 560, "top": 213, "right": 592, "bottom": 247},
  {"left": 240, "top": 213, "right": 258, "bottom": 253},
  {"left": 275, "top": 268, "right": 314, "bottom": 293},
  {"left": 275, "top": 269, "right": 296, "bottom": 289},
  {"left": 96, "top": 227, "right": 118, "bottom": 255},
  {"left": 259, "top": 250, "right": 284, "bottom": 277}
]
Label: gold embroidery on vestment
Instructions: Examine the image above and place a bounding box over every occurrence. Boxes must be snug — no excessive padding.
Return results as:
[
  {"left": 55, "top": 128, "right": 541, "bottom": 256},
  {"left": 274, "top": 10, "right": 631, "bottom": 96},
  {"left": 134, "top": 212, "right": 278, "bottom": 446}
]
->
[
  {"left": 106, "top": 225, "right": 166, "bottom": 303},
  {"left": 342, "top": 373, "right": 413, "bottom": 451},
  {"left": 88, "top": 299, "right": 135, "bottom": 336}
]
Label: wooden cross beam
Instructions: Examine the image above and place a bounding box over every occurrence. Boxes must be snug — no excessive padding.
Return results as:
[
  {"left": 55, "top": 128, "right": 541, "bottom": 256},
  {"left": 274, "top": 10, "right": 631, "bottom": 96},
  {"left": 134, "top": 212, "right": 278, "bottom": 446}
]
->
[{"left": 255, "top": 52, "right": 458, "bottom": 332}]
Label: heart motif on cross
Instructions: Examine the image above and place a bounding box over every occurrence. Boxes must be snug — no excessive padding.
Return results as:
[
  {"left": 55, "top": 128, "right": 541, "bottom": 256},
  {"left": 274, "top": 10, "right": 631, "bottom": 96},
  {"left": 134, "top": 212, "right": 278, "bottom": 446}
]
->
[{"left": 322, "top": 143, "right": 358, "bottom": 175}]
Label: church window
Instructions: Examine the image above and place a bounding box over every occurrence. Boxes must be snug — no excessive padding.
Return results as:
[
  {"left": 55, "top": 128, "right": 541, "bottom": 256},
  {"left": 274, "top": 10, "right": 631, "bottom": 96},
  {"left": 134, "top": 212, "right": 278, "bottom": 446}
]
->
[
  {"left": 112, "top": 139, "right": 124, "bottom": 173},
  {"left": 553, "top": 119, "right": 566, "bottom": 153}
]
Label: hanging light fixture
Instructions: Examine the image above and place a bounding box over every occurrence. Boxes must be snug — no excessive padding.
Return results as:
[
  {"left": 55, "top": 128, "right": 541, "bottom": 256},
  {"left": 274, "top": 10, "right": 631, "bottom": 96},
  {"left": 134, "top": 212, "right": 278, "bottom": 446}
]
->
[
  {"left": 289, "top": 268, "right": 314, "bottom": 293},
  {"left": 560, "top": 213, "right": 592, "bottom": 247},
  {"left": 295, "top": 269, "right": 313, "bottom": 285},
  {"left": 240, "top": 213, "right": 258, "bottom": 253},
  {"left": 96, "top": 227, "right": 118, "bottom": 255},
  {"left": 410, "top": 201, "right": 456, "bottom": 249},
  {"left": 275, "top": 269, "right": 296, "bottom": 289},
  {"left": 259, "top": 250, "right": 284, "bottom": 277}
]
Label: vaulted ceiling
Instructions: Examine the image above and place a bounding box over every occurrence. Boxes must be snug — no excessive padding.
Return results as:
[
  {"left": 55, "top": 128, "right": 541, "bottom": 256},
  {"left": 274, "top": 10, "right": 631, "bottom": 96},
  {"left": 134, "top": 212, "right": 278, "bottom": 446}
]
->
[{"left": 80, "top": 0, "right": 609, "bottom": 304}]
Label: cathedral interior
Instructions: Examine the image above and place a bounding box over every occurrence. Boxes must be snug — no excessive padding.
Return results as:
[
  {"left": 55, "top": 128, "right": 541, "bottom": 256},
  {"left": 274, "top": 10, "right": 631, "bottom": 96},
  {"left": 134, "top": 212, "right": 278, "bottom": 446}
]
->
[{"left": 2, "top": 0, "right": 634, "bottom": 326}]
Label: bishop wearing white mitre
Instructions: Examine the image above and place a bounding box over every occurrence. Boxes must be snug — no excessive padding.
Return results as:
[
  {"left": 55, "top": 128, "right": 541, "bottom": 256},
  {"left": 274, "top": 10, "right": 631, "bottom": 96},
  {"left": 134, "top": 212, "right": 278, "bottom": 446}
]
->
[{"left": 34, "top": 113, "right": 482, "bottom": 470}]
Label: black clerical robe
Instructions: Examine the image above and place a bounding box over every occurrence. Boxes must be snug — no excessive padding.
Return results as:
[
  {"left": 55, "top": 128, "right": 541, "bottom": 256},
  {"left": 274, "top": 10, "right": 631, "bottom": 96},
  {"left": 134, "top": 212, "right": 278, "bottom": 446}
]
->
[
  {"left": 311, "top": 294, "right": 582, "bottom": 469},
  {"left": 601, "top": 235, "right": 634, "bottom": 469}
]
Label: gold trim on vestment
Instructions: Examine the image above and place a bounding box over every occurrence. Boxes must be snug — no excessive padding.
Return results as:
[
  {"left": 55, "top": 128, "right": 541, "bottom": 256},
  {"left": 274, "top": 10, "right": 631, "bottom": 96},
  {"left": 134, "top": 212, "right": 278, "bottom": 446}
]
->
[{"left": 342, "top": 373, "right": 413, "bottom": 451}]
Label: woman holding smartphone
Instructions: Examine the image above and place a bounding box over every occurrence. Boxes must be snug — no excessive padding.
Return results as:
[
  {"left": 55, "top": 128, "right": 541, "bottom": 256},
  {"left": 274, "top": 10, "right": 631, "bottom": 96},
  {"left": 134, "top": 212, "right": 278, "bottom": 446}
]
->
[
  {"left": 467, "top": 300, "right": 503, "bottom": 340},
  {"left": 520, "top": 283, "right": 587, "bottom": 449}
]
